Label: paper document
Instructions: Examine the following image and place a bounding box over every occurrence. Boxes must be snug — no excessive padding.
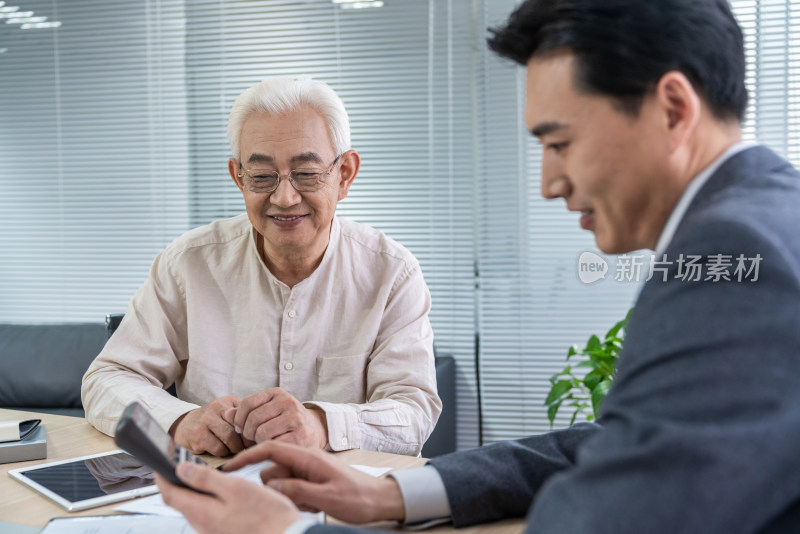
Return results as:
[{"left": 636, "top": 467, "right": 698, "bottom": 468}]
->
[
  {"left": 115, "top": 460, "right": 276, "bottom": 516},
  {"left": 40, "top": 514, "right": 196, "bottom": 533},
  {"left": 351, "top": 464, "right": 392, "bottom": 477}
]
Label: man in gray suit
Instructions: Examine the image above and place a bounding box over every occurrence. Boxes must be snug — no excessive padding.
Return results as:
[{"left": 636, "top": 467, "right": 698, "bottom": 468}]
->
[{"left": 156, "top": 0, "right": 800, "bottom": 532}]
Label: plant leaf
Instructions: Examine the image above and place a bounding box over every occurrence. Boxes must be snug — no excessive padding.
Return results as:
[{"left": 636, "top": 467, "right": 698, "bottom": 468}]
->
[
  {"left": 585, "top": 348, "right": 612, "bottom": 359},
  {"left": 591, "top": 380, "right": 613, "bottom": 417},
  {"left": 583, "top": 369, "right": 604, "bottom": 390},
  {"left": 569, "top": 409, "right": 579, "bottom": 425},
  {"left": 549, "top": 307, "right": 633, "bottom": 426},
  {"left": 605, "top": 318, "right": 626, "bottom": 340},
  {"left": 588, "top": 351, "right": 617, "bottom": 366},
  {"left": 544, "top": 380, "right": 572, "bottom": 406},
  {"left": 547, "top": 399, "right": 562, "bottom": 424}
]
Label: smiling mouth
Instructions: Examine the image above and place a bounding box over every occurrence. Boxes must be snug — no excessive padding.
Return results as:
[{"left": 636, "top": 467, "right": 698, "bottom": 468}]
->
[
  {"left": 271, "top": 215, "right": 304, "bottom": 221},
  {"left": 579, "top": 210, "right": 595, "bottom": 231}
]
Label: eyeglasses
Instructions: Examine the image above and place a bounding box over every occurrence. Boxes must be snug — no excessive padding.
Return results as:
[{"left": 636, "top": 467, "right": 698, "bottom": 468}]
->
[{"left": 237, "top": 154, "right": 342, "bottom": 194}]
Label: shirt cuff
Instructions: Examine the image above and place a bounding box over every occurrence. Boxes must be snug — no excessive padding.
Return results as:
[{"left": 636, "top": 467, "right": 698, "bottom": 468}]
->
[
  {"left": 282, "top": 517, "right": 320, "bottom": 534},
  {"left": 135, "top": 395, "right": 199, "bottom": 437},
  {"left": 388, "top": 466, "right": 452, "bottom": 528},
  {"left": 304, "top": 401, "right": 360, "bottom": 451}
]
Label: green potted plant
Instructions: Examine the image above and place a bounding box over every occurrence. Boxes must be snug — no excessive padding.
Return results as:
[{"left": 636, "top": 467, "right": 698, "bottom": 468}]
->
[{"left": 544, "top": 308, "right": 633, "bottom": 427}]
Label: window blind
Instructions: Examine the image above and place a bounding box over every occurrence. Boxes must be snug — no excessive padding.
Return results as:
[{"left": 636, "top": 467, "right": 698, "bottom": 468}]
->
[
  {"left": 1, "top": 0, "right": 798, "bottom": 449},
  {"left": 0, "top": 0, "right": 191, "bottom": 322},
  {"left": 476, "top": 0, "right": 800, "bottom": 443},
  {"left": 0, "top": 0, "right": 480, "bottom": 450}
]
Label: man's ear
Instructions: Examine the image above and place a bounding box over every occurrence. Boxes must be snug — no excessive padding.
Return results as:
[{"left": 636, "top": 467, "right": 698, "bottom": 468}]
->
[
  {"left": 229, "top": 158, "right": 245, "bottom": 192},
  {"left": 655, "top": 71, "right": 701, "bottom": 152},
  {"left": 337, "top": 149, "right": 360, "bottom": 201}
]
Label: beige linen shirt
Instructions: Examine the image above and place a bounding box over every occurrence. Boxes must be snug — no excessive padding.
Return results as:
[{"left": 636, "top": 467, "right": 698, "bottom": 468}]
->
[{"left": 81, "top": 214, "right": 440, "bottom": 455}]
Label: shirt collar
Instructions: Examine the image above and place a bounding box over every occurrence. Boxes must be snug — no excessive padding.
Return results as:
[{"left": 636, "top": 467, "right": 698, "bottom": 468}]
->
[{"left": 654, "top": 140, "right": 757, "bottom": 255}]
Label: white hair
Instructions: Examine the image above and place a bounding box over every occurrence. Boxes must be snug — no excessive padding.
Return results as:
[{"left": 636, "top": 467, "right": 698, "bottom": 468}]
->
[{"left": 227, "top": 76, "right": 351, "bottom": 160}]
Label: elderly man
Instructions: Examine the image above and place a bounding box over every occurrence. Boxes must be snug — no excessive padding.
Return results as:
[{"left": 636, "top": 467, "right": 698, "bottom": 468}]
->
[
  {"left": 158, "top": 1, "right": 800, "bottom": 533},
  {"left": 82, "top": 76, "right": 441, "bottom": 457}
]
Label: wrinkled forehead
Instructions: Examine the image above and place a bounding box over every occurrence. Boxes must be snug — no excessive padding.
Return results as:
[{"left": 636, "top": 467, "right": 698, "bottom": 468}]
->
[{"left": 239, "top": 108, "right": 335, "bottom": 162}]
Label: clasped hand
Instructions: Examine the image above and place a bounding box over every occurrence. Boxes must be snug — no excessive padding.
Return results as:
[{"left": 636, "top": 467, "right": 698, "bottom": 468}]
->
[{"left": 171, "top": 388, "right": 329, "bottom": 456}]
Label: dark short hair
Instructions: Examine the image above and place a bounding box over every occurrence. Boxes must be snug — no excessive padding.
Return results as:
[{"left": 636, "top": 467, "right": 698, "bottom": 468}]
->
[{"left": 487, "top": 0, "right": 747, "bottom": 122}]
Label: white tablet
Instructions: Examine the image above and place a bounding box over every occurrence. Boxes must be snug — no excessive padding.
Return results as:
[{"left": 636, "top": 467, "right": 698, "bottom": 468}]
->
[{"left": 8, "top": 449, "right": 159, "bottom": 511}]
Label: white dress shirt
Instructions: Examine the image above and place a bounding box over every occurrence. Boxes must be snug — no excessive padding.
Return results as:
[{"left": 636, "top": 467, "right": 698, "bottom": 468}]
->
[
  {"left": 654, "top": 141, "right": 757, "bottom": 254},
  {"left": 81, "top": 214, "right": 441, "bottom": 455}
]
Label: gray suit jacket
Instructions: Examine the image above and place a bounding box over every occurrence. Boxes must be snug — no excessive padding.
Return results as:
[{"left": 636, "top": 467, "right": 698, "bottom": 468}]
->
[{"left": 311, "top": 145, "right": 800, "bottom": 533}]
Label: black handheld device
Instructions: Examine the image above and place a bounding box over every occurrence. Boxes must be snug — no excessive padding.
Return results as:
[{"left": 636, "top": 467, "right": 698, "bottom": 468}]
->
[{"left": 114, "top": 401, "right": 209, "bottom": 490}]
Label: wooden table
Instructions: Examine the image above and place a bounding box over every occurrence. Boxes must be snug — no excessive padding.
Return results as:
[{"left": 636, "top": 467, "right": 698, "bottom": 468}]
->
[{"left": 0, "top": 409, "right": 521, "bottom": 533}]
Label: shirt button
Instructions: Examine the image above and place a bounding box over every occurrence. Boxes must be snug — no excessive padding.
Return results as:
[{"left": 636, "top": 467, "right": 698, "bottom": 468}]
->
[
  {"left": 288, "top": 310, "right": 296, "bottom": 318},
  {"left": 284, "top": 362, "right": 293, "bottom": 370},
  {"left": 341, "top": 436, "right": 348, "bottom": 446},
  {"left": 377, "top": 445, "right": 383, "bottom": 452}
]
